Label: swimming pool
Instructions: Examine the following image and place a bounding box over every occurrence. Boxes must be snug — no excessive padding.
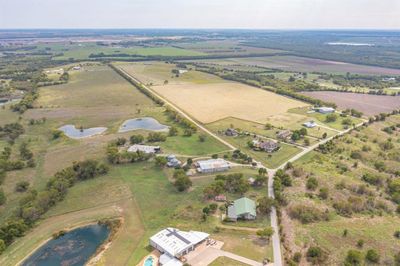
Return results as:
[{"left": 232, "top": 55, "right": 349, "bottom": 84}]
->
[{"left": 144, "top": 256, "right": 154, "bottom": 266}]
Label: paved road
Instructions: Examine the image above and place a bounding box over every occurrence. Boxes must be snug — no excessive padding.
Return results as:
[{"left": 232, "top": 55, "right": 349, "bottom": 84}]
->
[{"left": 117, "top": 66, "right": 236, "bottom": 151}]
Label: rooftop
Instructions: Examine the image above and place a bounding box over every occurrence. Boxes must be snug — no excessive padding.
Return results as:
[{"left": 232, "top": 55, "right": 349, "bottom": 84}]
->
[{"left": 150, "top": 228, "right": 209, "bottom": 257}]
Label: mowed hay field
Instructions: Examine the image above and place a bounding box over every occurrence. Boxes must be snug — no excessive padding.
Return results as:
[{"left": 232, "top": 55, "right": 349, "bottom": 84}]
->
[{"left": 119, "top": 62, "right": 309, "bottom": 124}]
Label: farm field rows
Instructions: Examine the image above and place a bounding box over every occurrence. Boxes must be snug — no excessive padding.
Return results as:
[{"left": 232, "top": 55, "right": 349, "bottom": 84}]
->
[{"left": 190, "top": 55, "right": 400, "bottom": 75}]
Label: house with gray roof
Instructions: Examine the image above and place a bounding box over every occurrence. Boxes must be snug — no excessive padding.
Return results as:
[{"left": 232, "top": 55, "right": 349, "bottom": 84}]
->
[{"left": 227, "top": 197, "right": 257, "bottom": 221}]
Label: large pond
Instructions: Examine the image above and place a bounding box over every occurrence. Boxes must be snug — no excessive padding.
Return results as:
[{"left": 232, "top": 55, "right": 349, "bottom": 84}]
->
[
  {"left": 118, "top": 117, "right": 169, "bottom": 133},
  {"left": 22, "top": 224, "right": 110, "bottom": 266},
  {"left": 59, "top": 125, "right": 107, "bottom": 139}
]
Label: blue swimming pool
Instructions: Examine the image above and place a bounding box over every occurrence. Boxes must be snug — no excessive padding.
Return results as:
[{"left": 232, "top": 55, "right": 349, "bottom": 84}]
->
[{"left": 144, "top": 256, "right": 154, "bottom": 266}]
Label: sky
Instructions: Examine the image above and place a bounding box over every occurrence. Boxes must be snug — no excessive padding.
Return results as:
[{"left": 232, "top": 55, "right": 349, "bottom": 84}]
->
[{"left": 1, "top": 0, "right": 400, "bottom": 29}]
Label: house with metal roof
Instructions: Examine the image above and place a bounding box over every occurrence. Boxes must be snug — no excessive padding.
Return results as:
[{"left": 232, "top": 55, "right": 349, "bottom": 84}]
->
[
  {"left": 303, "top": 120, "right": 317, "bottom": 128},
  {"left": 127, "top": 144, "right": 160, "bottom": 154},
  {"left": 227, "top": 197, "right": 257, "bottom": 221},
  {"left": 149, "top": 228, "right": 209, "bottom": 264},
  {"left": 316, "top": 107, "right": 335, "bottom": 114},
  {"left": 195, "top": 159, "right": 230, "bottom": 173}
]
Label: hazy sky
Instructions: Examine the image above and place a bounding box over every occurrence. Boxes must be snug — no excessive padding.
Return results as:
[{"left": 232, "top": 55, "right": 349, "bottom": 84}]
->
[{"left": 1, "top": 0, "right": 399, "bottom": 29}]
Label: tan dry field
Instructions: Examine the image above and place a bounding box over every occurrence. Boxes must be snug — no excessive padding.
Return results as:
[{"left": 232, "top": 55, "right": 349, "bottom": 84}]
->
[{"left": 152, "top": 82, "right": 309, "bottom": 124}]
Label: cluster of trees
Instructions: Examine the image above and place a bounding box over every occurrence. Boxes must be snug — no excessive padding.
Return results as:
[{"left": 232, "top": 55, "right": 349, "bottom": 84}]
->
[
  {"left": 203, "top": 173, "right": 249, "bottom": 199},
  {"left": 0, "top": 123, "right": 24, "bottom": 142},
  {"left": 317, "top": 140, "right": 335, "bottom": 154},
  {"left": 106, "top": 140, "right": 151, "bottom": 164},
  {"left": 291, "top": 128, "right": 307, "bottom": 141},
  {"left": 343, "top": 108, "right": 363, "bottom": 118},
  {"left": 164, "top": 107, "right": 197, "bottom": 136},
  {"left": 147, "top": 132, "right": 167, "bottom": 142},
  {"left": 273, "top": 169, "right": 293, "bottom": 204},
  {"left": 172, "top": 169, "right": 192, "bottom": 192},
  {"left": 0, "top": 159, "right": 108, "bottom": 254},
  {"left": 382, "top": 123, "right": 400, "bottom": 134},
  {"left": 230, "top": 149, "right": 252, "bottom": 164},
  {"left": 288, "top": 203, "right": 330, "bottom": 224},
  {"left": 11, "top": 89, "right": 39, "bottom": 113},
  {"left": 344, "top": 248, "right": 381, "bottom": 265}
]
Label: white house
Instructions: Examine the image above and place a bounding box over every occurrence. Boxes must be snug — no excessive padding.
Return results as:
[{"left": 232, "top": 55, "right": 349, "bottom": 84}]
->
[
  {"left": 150, "top": 228, "right": 209, "bottom": 265},
  {"left": 303, "top": 121, "right": 317, "bottom": 128},
  {"left": 127, "top": 144, "right": 160, "bottom": 154},
  {"left": 316, "top": 107, "right": 335, "bottom": 114},
  {"left": 196, "top": 159, "right": 230, "bottom": 173}
]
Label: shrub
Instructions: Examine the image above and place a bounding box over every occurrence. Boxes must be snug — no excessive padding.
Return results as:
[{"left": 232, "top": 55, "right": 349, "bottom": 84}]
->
[
  {"left": 325, "top": 113, "right": 338, "bottom": 123},
  {"left": 306, "top": 177, "right": 319, "bottom": 190},
  {"left": 15, "top": 181, "right": 30, "bottom": 192},
  {"left": 306, "top": 246, "right": 327, "bottom": 264},
  {"left": 288, "top": 204, "right": 329, "bottom": 224},
  {"left": 0, "top": 189, "right": 6, "bottom": 205},
  {"left": 130, "top": 134, "right": 144, "bottom": 144},
  {"left": 147, "top": 132, "right": 167, "bottom": 142},
  {"left": 318, "top": 187, "right": 329, "bottom": 200},
  {"left": 365, "top": 249, "right": 380, "bottom": 263},
  {"left": 344, "top": 250, "right": 363, "bottom": 266}
]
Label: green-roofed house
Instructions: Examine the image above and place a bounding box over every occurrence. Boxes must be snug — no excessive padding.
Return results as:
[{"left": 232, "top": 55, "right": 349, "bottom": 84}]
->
[{"left": 227, "top": 197, "right": 257, "bottom": 221}]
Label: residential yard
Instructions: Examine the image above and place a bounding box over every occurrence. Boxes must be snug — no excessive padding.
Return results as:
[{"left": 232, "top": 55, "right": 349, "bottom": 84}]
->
[
  {"left": 222, "top": 135, "right": 302, "bottom": 169},
  {"left": 210, "top": 257, "right": 249, "bottom": 266}
]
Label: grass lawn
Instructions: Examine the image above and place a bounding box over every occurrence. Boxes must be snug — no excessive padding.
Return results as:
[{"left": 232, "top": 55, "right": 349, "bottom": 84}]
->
[
  {"left": 42, "top": 43, "right": 205, "bottom": 60},
  {"left": 289, "top": 107, "right": 364, "bottom": 131},
  {"left": 223, "top": 135, "right": 302, "bottom": 169}
]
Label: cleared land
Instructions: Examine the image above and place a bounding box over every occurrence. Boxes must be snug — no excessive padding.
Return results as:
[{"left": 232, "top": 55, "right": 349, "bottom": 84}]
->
[
  {"left": 192, "top": 55, "right": 400, "bottom": 75},
  {"left": 119, "top": 62, "right": 309, "bottom": 124},
  {"left": 301, "top": 91, "right": 400, "bottom": 116}
]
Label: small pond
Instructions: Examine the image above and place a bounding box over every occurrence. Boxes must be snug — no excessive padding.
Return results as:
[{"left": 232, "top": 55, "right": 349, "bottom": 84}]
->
[
  {"left": 59, "top": 125, "right": 107, "bottom": 139},
  {"left": 118, "top": 117, "right": 169, "bottom": 133},
  {"left": 22, "top": 224, "right": 110, "bottom": 266}
]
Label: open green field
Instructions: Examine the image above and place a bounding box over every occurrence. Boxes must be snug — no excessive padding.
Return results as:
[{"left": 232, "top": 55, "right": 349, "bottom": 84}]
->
[{"left": 33, "top": 43, "right": 206, "bottom": 60}]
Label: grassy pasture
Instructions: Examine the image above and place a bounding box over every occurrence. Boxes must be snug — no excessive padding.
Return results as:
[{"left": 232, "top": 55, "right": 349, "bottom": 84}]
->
[{"left": 35, "top": 43, "right": 205, "bottom": 60}]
